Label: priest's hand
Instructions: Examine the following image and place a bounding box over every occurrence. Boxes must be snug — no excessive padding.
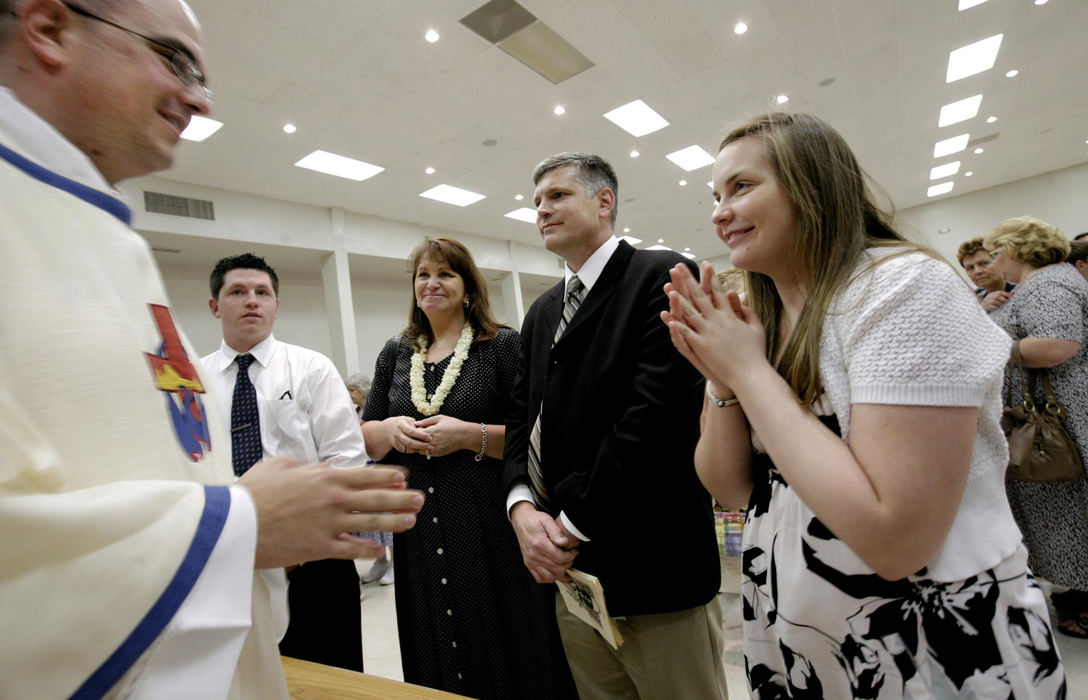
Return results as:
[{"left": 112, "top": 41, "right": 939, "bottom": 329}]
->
[{"left": 239, "top": 458, "right": 423, "bottom": 569}]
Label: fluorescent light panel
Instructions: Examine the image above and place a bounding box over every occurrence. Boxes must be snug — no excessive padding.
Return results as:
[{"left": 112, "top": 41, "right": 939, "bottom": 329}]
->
[
  {"left": 938, "top": 94, "right": 983, "bottom": 127},
  {"left": 504, "top": 207, "right": 537, "bottom": 223},
  {"left": 946, "top": 34, "right": 1003, "bottom": 83},
  {"left": 928, "top": 182, "right": 954, "bottom": 197},
  {"left": 294, "top": 150, "right": 384, "bottom": 181},
  {"left": 603, "top": 99, "right": 669, "bottom": 137},
  {"left": 180, "top": 116, "right": 223, "bottom": 142},
  {"left": 930, "top": 161, "right": 961, "bottom": 180},
  {"left": 958, "top": 0, "right": 989, "bottom": 9},
  {"left": 666, "top": 145, "right": 715, "bottom": 171},
  {"left": 419, "top": 184, "right": 486, "bottom": 207},
  {"left": 620, "top": 235, "right": 642, "bottom": 245},
  {"left": 933, "top": 134, "right": 970, "bottom": 158}
]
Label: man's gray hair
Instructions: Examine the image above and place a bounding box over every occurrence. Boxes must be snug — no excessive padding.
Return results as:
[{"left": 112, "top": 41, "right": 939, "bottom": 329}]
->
[{"left": 532, "top": 152, "right": 619, "bottom": 226}]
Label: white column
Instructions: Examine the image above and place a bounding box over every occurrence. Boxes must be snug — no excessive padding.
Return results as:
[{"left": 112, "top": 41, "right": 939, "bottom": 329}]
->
[
  {"left": 321, "top": 207, "right": 359, "bottom": 376},
  {"left": 502, "top": 241, "right": 526, "bottom": 328}
]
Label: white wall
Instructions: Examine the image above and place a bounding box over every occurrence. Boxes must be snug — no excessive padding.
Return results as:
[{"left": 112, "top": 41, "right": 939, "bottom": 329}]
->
[
  {"left": 159, "top": 266, "right": 333, "bottom": 360},
  {"left": 133, "top": 174, "right": 555, "bottom": 377},
  {"left": 897, "top": 162, "right": 1088, "bottom": 264},
  {"left": 150, "top": 161, "right": 1088, "bottom": 372}
]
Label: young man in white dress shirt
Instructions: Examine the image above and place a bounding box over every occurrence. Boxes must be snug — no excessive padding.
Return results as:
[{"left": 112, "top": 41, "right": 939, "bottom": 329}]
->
[
  {"left": 0, "top": 1, "right": 421, "bottom": 697},
  {"left": 202, "top": 253, "right": 371, "bottom": 671}
]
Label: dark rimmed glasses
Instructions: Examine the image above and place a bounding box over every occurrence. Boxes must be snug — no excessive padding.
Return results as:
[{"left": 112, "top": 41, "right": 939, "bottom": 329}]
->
[{"left": 62, "top": 2, "right": 212, "bottom": 102}]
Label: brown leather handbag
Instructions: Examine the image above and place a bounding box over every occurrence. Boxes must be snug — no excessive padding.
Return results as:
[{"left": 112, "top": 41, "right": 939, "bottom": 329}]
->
[{"left": 1002, "top": 341, "right": 1083, "bottom": 482}]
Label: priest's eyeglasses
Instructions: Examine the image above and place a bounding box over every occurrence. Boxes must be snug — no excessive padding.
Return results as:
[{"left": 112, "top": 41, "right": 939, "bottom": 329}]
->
[{"left": 62, "top": 2, "right": 213, "bottom": 102}]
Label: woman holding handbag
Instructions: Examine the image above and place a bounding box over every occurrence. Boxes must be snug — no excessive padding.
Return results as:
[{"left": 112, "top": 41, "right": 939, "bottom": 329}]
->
[{"left": 986, "top": 216, "right": 1088, "bottom": 639}]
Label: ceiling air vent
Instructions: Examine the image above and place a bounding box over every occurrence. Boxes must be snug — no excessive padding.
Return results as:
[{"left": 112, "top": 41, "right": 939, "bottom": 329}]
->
[
  {"left": 461, "top": 0, "right": 594, "bottom": 84},
  {"left": 144, "top": 191, "right": 215, "bottom": 220}
]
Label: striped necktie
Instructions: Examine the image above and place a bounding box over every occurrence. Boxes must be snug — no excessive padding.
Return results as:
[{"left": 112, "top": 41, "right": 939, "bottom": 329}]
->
[
  {"left": 526, "top": 275, "right": 585, "bottom": 505},
  {"left": 231, "top": 353, "right": 263, "bottom": 476}
]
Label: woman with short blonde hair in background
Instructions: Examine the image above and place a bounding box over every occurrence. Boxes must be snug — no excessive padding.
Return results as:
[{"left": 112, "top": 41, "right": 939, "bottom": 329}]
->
[{"left": 986, "top": 216, "right": 1088, "bottom": 640}]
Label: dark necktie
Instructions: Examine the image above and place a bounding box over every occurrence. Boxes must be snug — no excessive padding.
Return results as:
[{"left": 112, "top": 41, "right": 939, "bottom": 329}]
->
[
  {"left": 526, "top": 275, "right": 586, "bottom": 505},
  {"left": 231, "top": 353, "right": 263, "bottom": 476}
]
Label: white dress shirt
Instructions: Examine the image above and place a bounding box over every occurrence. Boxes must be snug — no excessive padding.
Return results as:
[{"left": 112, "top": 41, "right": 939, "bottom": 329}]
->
[{"left": 201, "top": 334, "right": 368, "bottom": 466}]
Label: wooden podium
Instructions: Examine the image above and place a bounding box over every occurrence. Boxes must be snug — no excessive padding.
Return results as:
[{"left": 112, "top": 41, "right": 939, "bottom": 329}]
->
[{"left": 282, "top": 656, "right": 471, "bottom": 699}]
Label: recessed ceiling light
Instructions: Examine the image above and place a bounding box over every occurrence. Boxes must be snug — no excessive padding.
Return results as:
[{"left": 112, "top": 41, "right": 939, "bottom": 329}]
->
[
  {"left": 623, "top": 227, "right": 630, "bottom": 233},
  {"left": 734, "top": 22, "right": 748, "bottom": 35},
  {"left": 503, "top": 207, "right": 537, "bottom": 223},
  {"left": 553, "top": 105, "right": 566, "bottom": 116},
  {"left": 974, "top": 147, "right": 984, "bottom": 154},
  {"left": 930, "top": 161, "right": 961, "bottom": 180},
  {"left": 958, "top": 0, "right": 989, "bottom": 9},
  {"left": 646, "top": 244, "right": 673, "bottom": 253},
  {"left": 946, "top": 34, "right": 1003, "bottom": 83},
  {"left": 965, "top": 171, "right": 974, "bottom": 176},
  {"left": 425, "top": 166, "right": 436, "bottom": 175},
  {"left": 679, "top": 180, "right": 687, "bottom": 186},
  {"left": 707, "top": 181, "right": 713, "bottom": 189},
  {"left": 425, "top": 29, "right": 440, "bottom": 43},
  {"left": 986, "top": 115, "right": 997, "bottom": 123},
  {"left": 620, "top": 235, "right": 642, "bottom": 245},
  {"left": 515, "top": 194, "right": 524, "bottom": 201},
  {"left": 938, "top": 227, "right": 951, "bottom": 234},
  {"left": 419, "top": 184, "right": 486, "bottom": 207},
  {"left": 295, "top": 150, "right": 384, "bottom": 181},
  {"left": 1034, "top": 0, "right": 1048, "bottom": 5},
  {"left": 933, "top": 134, "right": 970, "bottom": 158},
  {"left": 603, "top": 99, "right": 669, "bottom": 137},
  {"left": 282, "top": 123, "right": 297, "bottom": 134},
  {"left": 776, "top": 94, "right": 789, "bottom": 104},
  {"left": 684, "top": 247, "right": 691, "bottom": 252},
  {"left": 1005, "top": 69, "right": 1019, "bottom": 78},
  {"left": 180, "top": 115, "right": 223, "bottom": 142},
  {"left": 657, "top": 238, "right": 665, "bottom": 244},
  {"left": 630, "top": 150, "right": 640, "bottom": 158},
  {"left": 666, "top": 145, "right": 715, "bottom": 171},
  {"left": 937, "top": 94, "right": 982, "bottom": 127},
  {"left": 681, "top": 252, "right": 696, "bottom": 260},
  {"left": 927, "top": 182, "right": 954, "bottom": 197}
]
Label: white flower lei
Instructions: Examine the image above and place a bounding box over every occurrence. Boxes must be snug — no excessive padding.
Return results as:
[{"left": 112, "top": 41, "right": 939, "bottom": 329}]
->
[{"left": 410, "top": 321, "right": 475, "bottom": 416}]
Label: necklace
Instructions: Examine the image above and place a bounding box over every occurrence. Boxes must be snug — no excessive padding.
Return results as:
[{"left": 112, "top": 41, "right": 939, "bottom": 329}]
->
[{"left": 410, "top": 321, "right": 474, "bottom": 416}]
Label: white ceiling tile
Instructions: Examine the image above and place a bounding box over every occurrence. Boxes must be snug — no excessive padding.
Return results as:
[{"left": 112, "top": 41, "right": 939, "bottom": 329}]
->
[{"left": 163, "top": 0, "right": 1088, "bottom": 257}]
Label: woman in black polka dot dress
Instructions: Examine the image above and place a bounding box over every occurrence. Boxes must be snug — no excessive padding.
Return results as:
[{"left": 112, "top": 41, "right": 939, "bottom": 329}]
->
[{"left": 363, "top": 238, "right": 576, "bottom": 699}]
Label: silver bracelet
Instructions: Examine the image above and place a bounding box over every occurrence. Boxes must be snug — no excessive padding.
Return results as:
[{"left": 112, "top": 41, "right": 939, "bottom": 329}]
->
[
  {"left": 474, "top": 423, "right": 488, "bottom": 461},
  {"left": 706, "top": 383, "right": 740, "bottom": 408}
]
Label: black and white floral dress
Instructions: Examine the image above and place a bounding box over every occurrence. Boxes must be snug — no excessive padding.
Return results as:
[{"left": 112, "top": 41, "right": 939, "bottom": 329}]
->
[
  {"left": 743, "top": 419, "right": 1066, "bottom": 698},
  {"left": 741, "top": 251, "right": 1067, "bottom": 698}
]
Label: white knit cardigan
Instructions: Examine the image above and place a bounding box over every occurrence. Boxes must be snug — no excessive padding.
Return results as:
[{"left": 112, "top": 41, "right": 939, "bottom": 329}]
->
[{"left": 816, "top": 249, "right": 1019, "bottom": 581}]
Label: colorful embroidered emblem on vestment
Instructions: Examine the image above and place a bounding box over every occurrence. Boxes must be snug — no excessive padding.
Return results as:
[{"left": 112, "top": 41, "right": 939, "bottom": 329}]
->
[{"left": 144, "top": 304, "right": 211, "bottom": 460}]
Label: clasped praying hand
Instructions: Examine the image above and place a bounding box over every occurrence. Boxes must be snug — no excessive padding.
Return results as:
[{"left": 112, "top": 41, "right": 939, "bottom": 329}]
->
[{"left": 660, "top": 261, "right": 769, "bottom": 396}]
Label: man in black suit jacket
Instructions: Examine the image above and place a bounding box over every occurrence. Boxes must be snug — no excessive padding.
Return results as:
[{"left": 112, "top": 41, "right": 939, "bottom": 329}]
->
[{"left": 503, "top": 153, "right": 728, "bottom": 698}]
